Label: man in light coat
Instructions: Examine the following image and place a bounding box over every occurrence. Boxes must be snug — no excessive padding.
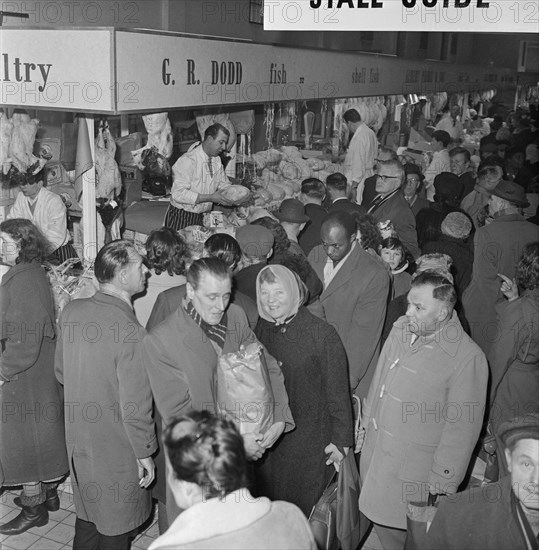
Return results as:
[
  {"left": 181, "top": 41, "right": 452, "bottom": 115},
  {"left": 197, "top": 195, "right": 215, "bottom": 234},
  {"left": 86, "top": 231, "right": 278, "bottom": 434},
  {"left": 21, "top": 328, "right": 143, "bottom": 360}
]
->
[
  {"left": 342, "top": 108, "right": 377, "bottom": 204},
  {"left": 55, "top": 240, "right": 156, "bottom": 550},
  {"left": 357, "top": 272, "right": 488, "bottom": 550}
]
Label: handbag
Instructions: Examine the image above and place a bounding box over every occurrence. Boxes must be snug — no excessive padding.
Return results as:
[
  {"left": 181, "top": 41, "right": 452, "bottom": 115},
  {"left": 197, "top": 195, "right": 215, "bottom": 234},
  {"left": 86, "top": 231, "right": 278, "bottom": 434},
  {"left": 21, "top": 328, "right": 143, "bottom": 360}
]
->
[
  {"left": 308, "top": 397, "right": 364, "bottom": 550},
  {"left": 309, "top": 471, "right": 339, "bottom": 550},
  {"left": 404, "top": 493, "right": 439, "bottom": 550}
]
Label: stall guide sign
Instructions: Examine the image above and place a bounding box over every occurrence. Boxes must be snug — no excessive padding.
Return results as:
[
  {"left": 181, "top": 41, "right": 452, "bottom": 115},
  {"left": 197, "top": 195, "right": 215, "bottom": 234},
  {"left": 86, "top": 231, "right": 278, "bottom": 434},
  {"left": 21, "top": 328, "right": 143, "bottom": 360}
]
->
[{"left": 263, "top": 0, "right": 538, "bottom": 32}]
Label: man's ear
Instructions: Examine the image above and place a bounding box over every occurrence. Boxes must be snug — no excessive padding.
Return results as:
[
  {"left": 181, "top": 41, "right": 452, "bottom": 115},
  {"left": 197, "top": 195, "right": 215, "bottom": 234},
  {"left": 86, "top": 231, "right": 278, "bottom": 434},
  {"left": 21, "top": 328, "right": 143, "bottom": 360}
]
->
[
  {"left": 186, "top": 282, "right": 195, "bottom": 300},
  {"left": 117, "top": 267, "right": 128, "bottom": 286},
  {"left": 438, "top": 305, "right": 450, "bottom": 322}
]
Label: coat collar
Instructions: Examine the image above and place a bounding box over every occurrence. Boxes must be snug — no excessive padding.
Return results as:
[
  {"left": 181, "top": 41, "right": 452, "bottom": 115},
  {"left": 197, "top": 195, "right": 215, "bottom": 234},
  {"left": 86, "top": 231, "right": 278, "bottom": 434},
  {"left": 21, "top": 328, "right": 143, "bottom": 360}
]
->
[
  {"left": 1, "top": 261, "right": 43, "bottom": 286},
  {"left": 149, "top": 489, "right": 272, "bottom": 549},
  {"left": 320, "top": 244, "right": 362, "bottom": 299},
  {"left": 392, "top": 311, "right": 467, "bottom": 357},
  {"left": 490, "top": 212, "right": 528, "bottom": 224},
  {"left": 92, "top": 291, "right": 138, "bottom": 320}
]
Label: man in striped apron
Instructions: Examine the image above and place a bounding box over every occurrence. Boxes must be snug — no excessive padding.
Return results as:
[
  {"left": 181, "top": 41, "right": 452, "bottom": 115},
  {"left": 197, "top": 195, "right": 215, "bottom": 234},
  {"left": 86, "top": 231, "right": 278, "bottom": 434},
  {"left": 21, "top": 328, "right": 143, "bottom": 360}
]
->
[{"left": 165, "top": 123, "right": 234, "bottom": 231}]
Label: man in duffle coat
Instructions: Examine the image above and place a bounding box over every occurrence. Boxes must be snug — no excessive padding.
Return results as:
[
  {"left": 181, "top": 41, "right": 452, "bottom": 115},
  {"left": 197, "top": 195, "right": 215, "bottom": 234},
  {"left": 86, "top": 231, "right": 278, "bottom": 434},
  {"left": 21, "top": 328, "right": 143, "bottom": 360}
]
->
[
  {"left": 55, "top": 240, "right": 156, "bottom": 550},
  {"left": 357, "top": 272, "right": 488, "bottom": 550}
]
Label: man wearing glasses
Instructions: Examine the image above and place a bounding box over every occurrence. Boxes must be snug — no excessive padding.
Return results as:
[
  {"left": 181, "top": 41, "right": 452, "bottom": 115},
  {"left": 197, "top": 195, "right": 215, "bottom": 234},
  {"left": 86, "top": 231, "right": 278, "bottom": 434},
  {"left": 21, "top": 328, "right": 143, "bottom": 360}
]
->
[{"left": 364, "top": 159, "right": 420, "bottom": 259}]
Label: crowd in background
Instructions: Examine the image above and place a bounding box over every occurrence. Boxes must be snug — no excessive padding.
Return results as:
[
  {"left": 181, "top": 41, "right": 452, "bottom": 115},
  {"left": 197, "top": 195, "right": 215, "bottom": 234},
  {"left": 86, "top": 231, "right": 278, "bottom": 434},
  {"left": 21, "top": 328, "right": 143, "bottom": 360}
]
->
[{"left": 1, "top": 107, "right": 538, "bottom": 550}]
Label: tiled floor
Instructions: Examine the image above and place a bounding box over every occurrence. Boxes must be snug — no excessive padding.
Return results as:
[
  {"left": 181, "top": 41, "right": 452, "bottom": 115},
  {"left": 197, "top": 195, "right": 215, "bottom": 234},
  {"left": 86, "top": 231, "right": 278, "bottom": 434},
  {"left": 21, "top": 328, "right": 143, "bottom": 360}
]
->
[{"left": 0, "top": 489, "right": 159, "bottom": 550}]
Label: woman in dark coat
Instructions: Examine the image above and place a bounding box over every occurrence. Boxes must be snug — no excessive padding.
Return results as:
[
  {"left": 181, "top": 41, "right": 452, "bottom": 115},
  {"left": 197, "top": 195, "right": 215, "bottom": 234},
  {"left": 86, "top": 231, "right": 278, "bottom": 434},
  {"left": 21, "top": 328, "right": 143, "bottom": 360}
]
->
[
  {"left": 489, "top": 242, "right": 539, "bottom": 441},
  {"left": 253, "top": 265, "right": 354, "bottom": 516},
  {"left": 0, "top": 219, "right": 68, "bottom": 535}
]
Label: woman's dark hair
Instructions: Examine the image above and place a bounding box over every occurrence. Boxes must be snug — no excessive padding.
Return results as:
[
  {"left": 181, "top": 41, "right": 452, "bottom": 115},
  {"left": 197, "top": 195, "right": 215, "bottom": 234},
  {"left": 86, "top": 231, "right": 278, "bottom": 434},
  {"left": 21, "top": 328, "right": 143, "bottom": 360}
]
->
[
  {"left": 516, "top": 242, "right": 539, "bottom": 291},
  {"left": 352, "top": 212, "right": 382, "bottom": 251},
  {"left": 145, "top": 227, "right": 187, "bottom": 276},
  {"left": 164, "top": 410, "right": 247, "bottom": 500},
  {"left": 186, "top": 257, "right": 231, "bottom": 290},
  {"left": 0, "top": 218, "right": 51, "bottom": 264},
  {"left": 94, "top": 240, "right": 138, "bottom": 284},
  {"left": 251, "top": 217, "right": 291, "bottom": 258},
  {"left": 204, "top": 233, "right": 242, "bottom": 270}
]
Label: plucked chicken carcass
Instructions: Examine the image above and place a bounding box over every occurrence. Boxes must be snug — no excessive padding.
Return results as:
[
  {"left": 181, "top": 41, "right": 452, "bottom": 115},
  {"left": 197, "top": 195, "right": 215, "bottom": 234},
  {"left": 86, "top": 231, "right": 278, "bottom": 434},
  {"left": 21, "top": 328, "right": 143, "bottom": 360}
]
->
[
  {"left": 8, "top": 113, "right": 40, "bottom": 172},
  {"left": 0, "top": 113, "right": 13, "bottom": 175}
]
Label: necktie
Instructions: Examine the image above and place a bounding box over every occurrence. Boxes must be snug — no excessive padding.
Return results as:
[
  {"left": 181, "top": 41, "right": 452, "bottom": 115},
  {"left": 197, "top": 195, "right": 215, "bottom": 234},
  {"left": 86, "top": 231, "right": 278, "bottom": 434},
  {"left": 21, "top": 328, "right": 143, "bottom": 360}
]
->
[
  {"left": 368, "top": 194, "right": 384, "bottom": 214},
  {"left": 207, "top": 157, "right": 213, "bottom": 177}
]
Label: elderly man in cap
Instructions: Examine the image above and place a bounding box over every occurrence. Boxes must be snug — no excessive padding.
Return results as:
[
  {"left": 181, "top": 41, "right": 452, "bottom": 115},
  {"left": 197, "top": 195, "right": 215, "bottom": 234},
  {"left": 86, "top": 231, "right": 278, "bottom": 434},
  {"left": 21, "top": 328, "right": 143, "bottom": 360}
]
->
[
  {"left": 274, "top": 198, "right": 310, "bottom": 257},
  {"left": 417, "top": 413, "right": 539, "bottom": 550},
  {"left": 142, "top": 257, "right": 292, "bottom": 527},
  {"left": 234, "top": 224, "right": 275, "bottom": 302},
  {"left": 463, "top": 180, "right": 538, "bottom": 355}
]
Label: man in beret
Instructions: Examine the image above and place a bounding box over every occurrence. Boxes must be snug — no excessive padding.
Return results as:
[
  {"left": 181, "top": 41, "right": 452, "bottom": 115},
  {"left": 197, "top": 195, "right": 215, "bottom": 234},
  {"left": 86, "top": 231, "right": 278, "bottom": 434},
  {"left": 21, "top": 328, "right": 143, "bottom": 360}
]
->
[
  {"left": 417, "top": 413, "right": 539, "bottom": 550},
  {"left": 234, "top": 224, "right": 274, "bottom": 302},
  {"left": 462, "top": 180, "right": 538, "bottom": 354}
]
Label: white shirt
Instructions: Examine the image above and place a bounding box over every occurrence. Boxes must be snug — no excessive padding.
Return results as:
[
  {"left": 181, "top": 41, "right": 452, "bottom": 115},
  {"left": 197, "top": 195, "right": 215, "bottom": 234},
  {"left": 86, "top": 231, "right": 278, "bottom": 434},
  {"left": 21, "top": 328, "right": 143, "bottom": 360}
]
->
[
  {"left": 323, "top": 241, "right": 357, "bottom": 288},
  {"left": 8, "top": 187, "right": 70, "bottom": 250},
  {"left": 170, "top": 144, "right": 231, "bottom": 214},
  {"left": 424, "top": 149, "right": 451, "bottom": 201},
  {"left": 343, "top": 123, "right": 377, "bottom": 203},
  {"left": 435, "top": 114, "right": 464, "bottom": 141}
]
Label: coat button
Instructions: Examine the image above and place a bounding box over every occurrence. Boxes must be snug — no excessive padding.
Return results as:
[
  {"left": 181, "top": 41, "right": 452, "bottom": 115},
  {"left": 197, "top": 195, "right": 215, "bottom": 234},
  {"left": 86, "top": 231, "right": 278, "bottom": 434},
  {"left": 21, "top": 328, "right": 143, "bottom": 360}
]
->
[{"left": 444, "top": 469, "right": 449, "bottom": 474}]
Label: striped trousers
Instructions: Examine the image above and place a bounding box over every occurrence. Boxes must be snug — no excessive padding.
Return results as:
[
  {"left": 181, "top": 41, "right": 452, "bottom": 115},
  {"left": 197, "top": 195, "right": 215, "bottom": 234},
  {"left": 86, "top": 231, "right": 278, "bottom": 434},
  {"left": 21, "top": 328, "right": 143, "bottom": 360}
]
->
[{"left": 164, "top": 204, "right": 203, "bottom": 231}]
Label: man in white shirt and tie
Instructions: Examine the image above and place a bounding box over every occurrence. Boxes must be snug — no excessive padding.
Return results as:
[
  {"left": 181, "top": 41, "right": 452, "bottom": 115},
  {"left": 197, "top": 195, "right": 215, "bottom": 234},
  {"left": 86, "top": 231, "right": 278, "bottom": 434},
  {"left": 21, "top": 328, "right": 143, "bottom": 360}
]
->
[{"left": 165, "top": 123, "right": 234, "bottom": 231}]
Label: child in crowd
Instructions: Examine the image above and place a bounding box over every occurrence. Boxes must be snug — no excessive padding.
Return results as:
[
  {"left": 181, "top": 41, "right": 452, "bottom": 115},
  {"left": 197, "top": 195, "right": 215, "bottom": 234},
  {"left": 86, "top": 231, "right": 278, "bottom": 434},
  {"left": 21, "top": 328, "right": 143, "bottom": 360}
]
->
[{"left": 379, "top": 237, "right": 412, "bottom": 298}]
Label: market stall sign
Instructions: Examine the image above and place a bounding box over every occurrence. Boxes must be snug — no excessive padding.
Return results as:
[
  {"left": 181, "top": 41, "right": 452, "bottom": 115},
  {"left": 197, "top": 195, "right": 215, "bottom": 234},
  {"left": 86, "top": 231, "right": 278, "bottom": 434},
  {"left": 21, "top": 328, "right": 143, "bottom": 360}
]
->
[
  {"left": 115, "top": 30, "right": 518, "bottom": 111},
  {"left": 1, "top": 29, "right": 115, "bottom": 112}
]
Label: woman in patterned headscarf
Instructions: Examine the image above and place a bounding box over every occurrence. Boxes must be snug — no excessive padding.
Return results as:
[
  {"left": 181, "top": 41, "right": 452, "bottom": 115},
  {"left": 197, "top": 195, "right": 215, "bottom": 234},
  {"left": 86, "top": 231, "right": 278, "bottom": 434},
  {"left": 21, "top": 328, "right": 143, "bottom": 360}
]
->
[{"left": 253, "top": 264, "right": 354, "bottom": 516}]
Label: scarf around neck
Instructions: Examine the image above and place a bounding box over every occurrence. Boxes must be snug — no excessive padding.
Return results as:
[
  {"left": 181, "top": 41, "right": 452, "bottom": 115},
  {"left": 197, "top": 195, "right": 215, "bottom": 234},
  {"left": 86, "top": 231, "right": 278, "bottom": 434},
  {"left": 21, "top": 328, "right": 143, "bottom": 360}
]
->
[{"left": 184, "top": 299, "right": 228, "bottom": 349}]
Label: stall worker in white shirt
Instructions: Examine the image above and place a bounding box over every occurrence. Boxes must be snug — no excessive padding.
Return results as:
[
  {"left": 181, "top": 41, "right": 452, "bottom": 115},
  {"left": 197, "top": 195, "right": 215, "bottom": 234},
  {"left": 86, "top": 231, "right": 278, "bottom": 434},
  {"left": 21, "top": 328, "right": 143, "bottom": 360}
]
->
[
  {"left": 7, "top": 165, "right": 79, "bottom": 264},
  {"left": 342, "top": 109, "right": 378, "bottom": 205},
  {"left": 165, "top": 123, "right": 235, "bottom": 231}
]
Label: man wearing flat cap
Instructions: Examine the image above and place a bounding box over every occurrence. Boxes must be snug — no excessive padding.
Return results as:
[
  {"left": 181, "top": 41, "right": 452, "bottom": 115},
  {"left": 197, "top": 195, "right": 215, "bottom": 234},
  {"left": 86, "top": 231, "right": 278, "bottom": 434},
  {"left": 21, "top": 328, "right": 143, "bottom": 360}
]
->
[
  {"left": 463, "top": 179, "right": 538, "bottom": 354},
  {"left": 234, "top": 224, "right": 274, "bottom": 302},
  {"left": 416, "top": 413, "right": 539, "bottom": 550}
]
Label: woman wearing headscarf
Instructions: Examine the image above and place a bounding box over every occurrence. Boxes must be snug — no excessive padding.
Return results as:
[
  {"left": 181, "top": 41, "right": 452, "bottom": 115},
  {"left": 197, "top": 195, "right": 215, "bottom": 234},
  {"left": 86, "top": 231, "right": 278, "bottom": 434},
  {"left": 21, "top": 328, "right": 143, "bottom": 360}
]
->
[{"left": 253, "top": 265, "right": 354, "bottom": 516}]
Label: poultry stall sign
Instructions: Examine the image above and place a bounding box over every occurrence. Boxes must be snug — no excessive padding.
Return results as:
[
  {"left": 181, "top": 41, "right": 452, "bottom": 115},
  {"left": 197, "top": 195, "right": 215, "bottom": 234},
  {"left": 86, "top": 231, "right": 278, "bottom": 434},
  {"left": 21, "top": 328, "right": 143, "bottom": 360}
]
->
[
  {"left": 263, "top": 0, "right": 537, "bottom": 32},
  {"left": 1, "top": 29, "right": 115, "bottom": 112}
]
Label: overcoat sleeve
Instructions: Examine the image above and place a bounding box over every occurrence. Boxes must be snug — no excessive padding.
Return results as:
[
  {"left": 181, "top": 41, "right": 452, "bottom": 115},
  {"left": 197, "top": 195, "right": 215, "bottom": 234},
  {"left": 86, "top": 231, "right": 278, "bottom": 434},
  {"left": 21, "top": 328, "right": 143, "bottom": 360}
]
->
[
  {"left": 117, "top": 327, "right": 157, "bottom": 459},
  {"left": 428, "top": 347, "right": 488, "bottom": 493},
  {"left": 320, "top": 324, "right": 354, "bottom": 448},
  {"left": 349, "top": 268, "right": 390, "bottom": 391}
]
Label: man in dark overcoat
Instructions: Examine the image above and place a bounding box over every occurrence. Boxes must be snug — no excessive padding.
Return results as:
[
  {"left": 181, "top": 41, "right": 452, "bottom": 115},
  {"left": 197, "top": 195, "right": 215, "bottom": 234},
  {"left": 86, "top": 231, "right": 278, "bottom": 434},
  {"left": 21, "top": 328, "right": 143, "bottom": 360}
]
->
[{"left": 55, "top": 240, "right": 157, "bottom": 550}]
